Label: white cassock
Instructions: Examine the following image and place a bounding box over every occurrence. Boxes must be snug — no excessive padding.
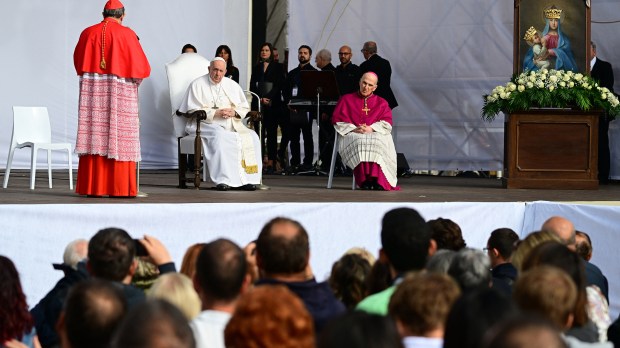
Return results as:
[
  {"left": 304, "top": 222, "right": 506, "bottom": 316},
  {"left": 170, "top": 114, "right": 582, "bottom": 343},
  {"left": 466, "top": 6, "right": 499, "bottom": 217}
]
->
[{"left": 178, "top": 75, "right": 262, "bottom": 187}]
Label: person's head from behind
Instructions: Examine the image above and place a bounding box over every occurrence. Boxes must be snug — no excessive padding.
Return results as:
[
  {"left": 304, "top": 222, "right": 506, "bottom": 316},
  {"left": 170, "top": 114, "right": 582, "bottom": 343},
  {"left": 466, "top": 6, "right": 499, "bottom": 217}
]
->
[
  {"left": 380, "top": 207, "right": 434, "bottom": 275},
  {"left": 194, "top": 238, "right": 246, "bottom": 306},
  {"left": 425, "top": 249, "right": 456, "bottom": 274},
  {"left": 59, "top": 279, "right": 127, "bottom": 348},
  {"left": 541, "top": 216, "right": 576, "bottom": 251},
  {"left": 102, "top": 0, "right": 125, "bottom": 20},
  {"left": 256, "top": 217, "right": 309, "bottom": 277},
  {"left": 443, "top": 288, "right": 518, "bottom": 348},
  {"left": 511, "top": 230, "right": 561, "bottom": 271},
  {"left": 388, "top": 272, "right": 461, "bottom": 338},
  {"left": 575, "top": 230, "right": 592, "bottom": 261},
  {"left": 215, "top": 44, "right": 234, "bottom": 67},
  {"left": 0, "top": 255, "right": 33, "bottom": 344},
  {"left": 224, "top": 285, "right": 315, "bottom": 348},
  {"left": 448, "top": 248, "right": 491, "bottom": 292},
  {"left": 319, "top": 310, "right": 403, "bottom": 348},
  {"left": 428, "top": 217, "right": 466, "bottom": 251},
  {"left": 315, "top": 49, "right": 332, "bottom": 69},
  {"left": 148, "top": 273, "right": 201, "bottom": 320},
  {"left": 87, "top": 227, "right": 136, "bottom": 282},
  {"left": 513, "top": 266, "right": 577, "bottom": 331},
  {"left": 62, "top": 239, "right": 89, "bottom": 270},
  {"left": 182, "top": 43, "right": 197, "bottom": 54},
  {"left": 208, "top": 57, "right": 227, "bottom": 84},
  {"left": 361, "top": 41, "right": 377, "bottom": 60},
  {"left": 484, "top": 314, "right": 568, "bottom": 348},
  {"left": 359, "top": 72, "right": 378, "bottom": 97},
  {"left": 520, "top": 241, "right": 589, "bottom": 328},
  {"left": 298, "top": 45, "right": 312, "bottom": 65},
  {"left": 179, "top": 243, "right": 205, "bottom": 279},
  {"left": 365, "top": 257, "right": 393, "bottom": 296},
  {"left": 486, "top": 228, "right": 519, "bottom": 267},
  {"left": 258, "top": 42, "right": 274, "bottom": 63},
  {"left": 328, "top": 253, "right": 372, "bottom": 309},
  {"left": 111, "top": 299, "right": 196, "bottom": 348}
]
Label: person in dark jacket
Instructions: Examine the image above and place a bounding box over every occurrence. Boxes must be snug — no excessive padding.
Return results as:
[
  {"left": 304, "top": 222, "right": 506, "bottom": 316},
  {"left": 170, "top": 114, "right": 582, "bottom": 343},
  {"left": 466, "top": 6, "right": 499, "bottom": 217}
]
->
[
  {"left": 250, "top": 42, "right": 286, "bottom": 173},
  {"left": 358, "top": 41, "right": 398, "bottom": 109},
  {"left": 486, "top": 228, "right": 520, "bottom": 295},
  {"left": 31, "top": 228, "right": 176, "bottom": 347},
  {"left": 255, "top": 217, "right": 345, "bottom": 334}
]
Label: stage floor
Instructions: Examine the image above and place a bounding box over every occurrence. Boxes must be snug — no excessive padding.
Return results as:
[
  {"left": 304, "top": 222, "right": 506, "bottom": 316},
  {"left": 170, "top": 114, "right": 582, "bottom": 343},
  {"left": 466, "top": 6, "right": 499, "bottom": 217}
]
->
[{"left": 2, "top": 169, "right": 619, "bottom": 204}]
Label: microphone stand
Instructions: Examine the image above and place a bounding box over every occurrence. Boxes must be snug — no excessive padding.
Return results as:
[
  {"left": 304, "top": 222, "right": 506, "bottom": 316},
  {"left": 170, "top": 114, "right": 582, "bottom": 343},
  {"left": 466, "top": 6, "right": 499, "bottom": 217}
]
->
[{"left": 296, "top": 87, "right": 328, "bottom": 176}]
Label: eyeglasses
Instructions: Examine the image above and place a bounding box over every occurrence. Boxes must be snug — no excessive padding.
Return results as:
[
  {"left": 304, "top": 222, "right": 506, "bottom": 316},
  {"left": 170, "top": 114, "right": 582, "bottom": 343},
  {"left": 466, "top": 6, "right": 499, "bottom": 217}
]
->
[
  {"left": 483, "top": 247, "right": 490, "bottom": 252},
  {"left": 338, "top": 52, "right": 351, "bottom": 55},
  {"left": 360, "top": 49, "right": 367, "bottom": 53}
]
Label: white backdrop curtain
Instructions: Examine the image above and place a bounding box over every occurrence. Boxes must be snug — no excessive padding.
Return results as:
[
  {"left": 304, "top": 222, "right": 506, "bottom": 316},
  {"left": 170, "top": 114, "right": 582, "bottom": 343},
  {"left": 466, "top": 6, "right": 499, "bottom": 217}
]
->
[
  {"left": 0, "top": 0, "right": 251, "bottom": 170},
  {"left": 288, "top": 0, "right": 620, "bottom": 171}
]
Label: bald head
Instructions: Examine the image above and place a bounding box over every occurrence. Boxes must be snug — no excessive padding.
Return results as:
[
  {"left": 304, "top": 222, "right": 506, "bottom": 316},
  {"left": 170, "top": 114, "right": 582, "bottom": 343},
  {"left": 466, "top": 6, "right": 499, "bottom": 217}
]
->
[
  {"left": 359, "top": 72, "right": 378, "bottom": 97},
  {"left": 541, "top": 216, "right": 576, "bottom": 251}
]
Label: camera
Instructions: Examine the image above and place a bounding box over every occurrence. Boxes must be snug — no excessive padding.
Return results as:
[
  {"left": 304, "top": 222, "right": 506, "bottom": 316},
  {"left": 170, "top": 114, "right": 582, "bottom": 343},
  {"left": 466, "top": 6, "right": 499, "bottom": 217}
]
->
[{"left": 134, "top": 239, "right": 149, "bottom": 257}]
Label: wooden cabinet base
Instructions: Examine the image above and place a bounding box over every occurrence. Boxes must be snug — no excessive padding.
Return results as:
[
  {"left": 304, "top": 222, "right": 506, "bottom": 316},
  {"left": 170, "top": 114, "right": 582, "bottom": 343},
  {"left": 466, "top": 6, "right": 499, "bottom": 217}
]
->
[{"left": 503, "top": 110, "right": 600, "bottom": 190}]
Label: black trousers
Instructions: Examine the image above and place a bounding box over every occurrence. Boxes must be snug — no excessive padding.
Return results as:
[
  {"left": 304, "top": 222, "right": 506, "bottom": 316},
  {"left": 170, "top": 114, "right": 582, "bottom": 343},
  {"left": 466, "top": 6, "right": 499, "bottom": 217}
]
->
[
  {"left": 289, "top": 110, "right": 314, "bottom": 166},
  {"left": 598, "top": 115, "right": 611, "bottom": 183}
]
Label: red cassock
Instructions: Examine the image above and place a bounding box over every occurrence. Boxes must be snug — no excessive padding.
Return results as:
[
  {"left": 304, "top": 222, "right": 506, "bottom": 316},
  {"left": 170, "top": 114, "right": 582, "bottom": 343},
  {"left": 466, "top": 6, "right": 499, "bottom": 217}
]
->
[{"left": 74, "top": 19, "right": 150, "bottom": 197}]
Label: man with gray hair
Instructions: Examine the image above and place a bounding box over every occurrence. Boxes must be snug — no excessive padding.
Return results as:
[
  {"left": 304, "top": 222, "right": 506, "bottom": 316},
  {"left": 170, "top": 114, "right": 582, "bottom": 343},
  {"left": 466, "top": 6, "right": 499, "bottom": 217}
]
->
[
  {"left": 179, "top": 57, "right": 262, "bottom": 191},
  {"left": 447, "top": 248, "right": 491, "bottom": 292},
  {"left": 53, "top": 239, "right": 89, "bottom": 275},
  {"left": 359, "top": 41, "right": 398, "bottom": 109}
]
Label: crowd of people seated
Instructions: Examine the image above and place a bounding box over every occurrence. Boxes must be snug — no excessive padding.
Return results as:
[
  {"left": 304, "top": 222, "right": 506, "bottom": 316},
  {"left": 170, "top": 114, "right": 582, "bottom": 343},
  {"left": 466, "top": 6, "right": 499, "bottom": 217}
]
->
[{"left": 2, "top": 208, "right": 618, "bottom": 348}]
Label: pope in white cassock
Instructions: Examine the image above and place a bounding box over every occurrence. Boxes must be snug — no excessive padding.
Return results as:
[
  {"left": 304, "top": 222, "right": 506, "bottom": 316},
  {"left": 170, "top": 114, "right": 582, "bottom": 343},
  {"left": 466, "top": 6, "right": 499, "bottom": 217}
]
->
[{"left": 178, "top": 57, "right": 262, "bottom": 191}]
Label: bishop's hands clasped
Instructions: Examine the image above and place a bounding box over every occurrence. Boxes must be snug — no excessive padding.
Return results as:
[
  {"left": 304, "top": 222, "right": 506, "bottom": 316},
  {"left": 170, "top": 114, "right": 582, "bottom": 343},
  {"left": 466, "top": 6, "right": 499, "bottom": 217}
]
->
[{"left": 354, "top": 123, "right": 373, "bottom": 134}]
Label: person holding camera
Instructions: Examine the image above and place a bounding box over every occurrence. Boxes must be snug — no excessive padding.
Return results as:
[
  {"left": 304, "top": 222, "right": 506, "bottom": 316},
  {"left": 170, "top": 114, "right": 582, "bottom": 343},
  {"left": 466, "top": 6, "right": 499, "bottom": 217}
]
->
[{"left": 31, "top": 228, "right": 176, "bottom": 347}]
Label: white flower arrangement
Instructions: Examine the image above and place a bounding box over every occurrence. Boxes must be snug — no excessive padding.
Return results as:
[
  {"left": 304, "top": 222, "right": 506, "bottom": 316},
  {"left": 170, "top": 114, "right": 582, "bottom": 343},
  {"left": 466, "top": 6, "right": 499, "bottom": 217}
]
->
[{"left": 482, "top": 69, "right": 620, "bottom": 121}]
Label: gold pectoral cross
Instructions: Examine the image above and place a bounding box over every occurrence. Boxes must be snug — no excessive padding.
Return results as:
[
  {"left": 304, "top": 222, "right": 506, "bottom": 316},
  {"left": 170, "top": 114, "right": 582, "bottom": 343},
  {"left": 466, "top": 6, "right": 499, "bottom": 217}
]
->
[{"left": 362, "top": 99, "right": 370, "bottom": 115}]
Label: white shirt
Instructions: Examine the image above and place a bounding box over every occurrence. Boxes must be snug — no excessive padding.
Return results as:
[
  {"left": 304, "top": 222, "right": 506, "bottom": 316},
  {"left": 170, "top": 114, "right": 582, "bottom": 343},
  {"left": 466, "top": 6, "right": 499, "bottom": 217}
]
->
[
  {"left": 190, "top": 310, "right": 231, "bottom": 348},
  {"left": 402, "top": 336, "right": 444, "bottom": 348}
]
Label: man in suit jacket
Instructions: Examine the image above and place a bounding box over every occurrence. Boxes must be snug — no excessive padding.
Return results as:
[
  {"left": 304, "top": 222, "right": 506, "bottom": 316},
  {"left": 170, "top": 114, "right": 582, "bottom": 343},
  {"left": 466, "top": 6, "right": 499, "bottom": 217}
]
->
[
  {"left": 359, "top": 41, "right": 399, "bottom": 109},
  {"left": 590, "top": 41, "right": 616, "bottom": 183}
]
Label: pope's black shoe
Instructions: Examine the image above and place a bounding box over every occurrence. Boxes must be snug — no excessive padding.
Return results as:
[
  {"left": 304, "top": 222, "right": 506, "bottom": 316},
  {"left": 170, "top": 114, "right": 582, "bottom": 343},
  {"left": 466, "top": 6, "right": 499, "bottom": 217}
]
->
[
  {"left": 240, "top": 184, "right": 257, "bottom": 191},
  {"left": 216, "top": 183, "right": 230, "bottom": 191}
]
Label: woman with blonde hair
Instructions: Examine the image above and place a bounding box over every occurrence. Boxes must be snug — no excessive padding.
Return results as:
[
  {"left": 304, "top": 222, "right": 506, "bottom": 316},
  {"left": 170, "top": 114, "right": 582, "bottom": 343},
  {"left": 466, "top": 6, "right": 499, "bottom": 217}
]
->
[
  {"left": 148, "top": 273, "right": 201, "bottom": 320},
  {"left": 511, "top": 230, "right": 561, "bottom": 271}
]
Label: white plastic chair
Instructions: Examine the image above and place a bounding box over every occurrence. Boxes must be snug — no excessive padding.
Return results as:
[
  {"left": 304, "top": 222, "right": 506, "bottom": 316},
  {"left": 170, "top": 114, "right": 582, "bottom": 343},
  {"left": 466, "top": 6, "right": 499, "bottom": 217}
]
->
[
  {"left": 165, "top": 53, "right": 210, "bottom": 188},
  {"left": 3, "top": 106, "right": 73, "bottom": 190},
  {"left": 327, "top": 130, "right": 356, "bottom": 190}
]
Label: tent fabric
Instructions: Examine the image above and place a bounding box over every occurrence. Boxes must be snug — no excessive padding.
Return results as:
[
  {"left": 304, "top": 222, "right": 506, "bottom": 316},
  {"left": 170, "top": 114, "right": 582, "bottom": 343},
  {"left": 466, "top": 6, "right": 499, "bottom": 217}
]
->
[{"left": 288, "top": 0, "right": 620, "bottom": 171}]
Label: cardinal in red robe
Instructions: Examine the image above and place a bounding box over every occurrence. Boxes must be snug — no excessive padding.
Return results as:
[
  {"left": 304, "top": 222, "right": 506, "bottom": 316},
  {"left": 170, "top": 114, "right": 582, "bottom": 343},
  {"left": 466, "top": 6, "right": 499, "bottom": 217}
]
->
[{"left": 73, "top": 0, "right": 150, "bottom": 197}]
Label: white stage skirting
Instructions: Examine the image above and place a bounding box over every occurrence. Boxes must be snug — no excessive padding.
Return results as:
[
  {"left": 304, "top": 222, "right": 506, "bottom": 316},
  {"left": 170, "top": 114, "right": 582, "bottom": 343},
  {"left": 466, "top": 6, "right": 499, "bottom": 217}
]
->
[{"left": 1, "top": 201, "right": 619, "bottom": 318}]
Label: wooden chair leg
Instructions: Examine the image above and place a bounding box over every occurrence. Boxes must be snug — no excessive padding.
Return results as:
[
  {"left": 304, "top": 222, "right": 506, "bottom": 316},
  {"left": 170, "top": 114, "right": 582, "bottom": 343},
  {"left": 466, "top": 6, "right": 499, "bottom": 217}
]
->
[
  {"left": 178, "top": 138, "right": 187, "bottom": 189},
  {"left": 193, "top": 135, "right": 202, "bottom": 189}
]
